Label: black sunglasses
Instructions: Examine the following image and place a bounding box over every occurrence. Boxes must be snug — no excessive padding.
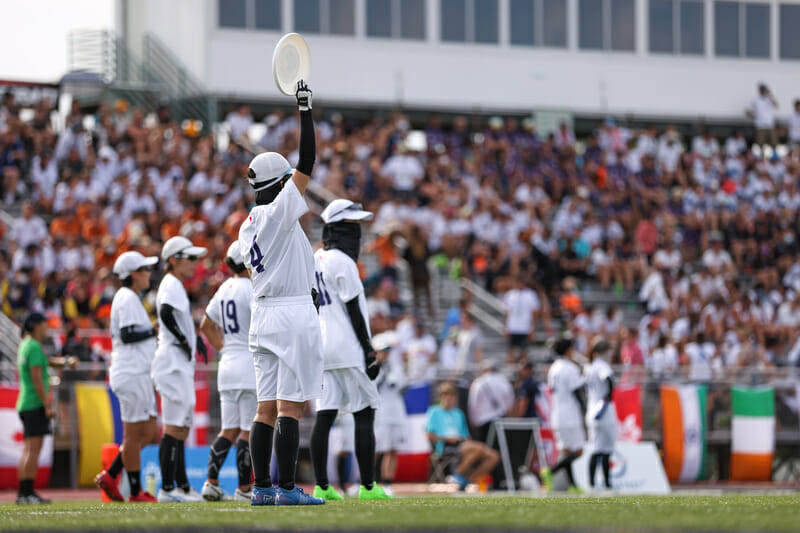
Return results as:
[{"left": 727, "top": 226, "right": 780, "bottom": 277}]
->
[{"left": 175, "top": 253, "right": 200, "bottom": 261}]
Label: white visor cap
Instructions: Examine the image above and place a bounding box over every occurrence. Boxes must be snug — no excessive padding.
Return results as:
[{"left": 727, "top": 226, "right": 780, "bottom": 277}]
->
[
  {"left": 321, "top": 199, "right": 374, "bottom": 224},
  {"left": 161, "top": 235, "right": 208, "bottom": 261},
  {"left": 113, "top": 251, "right": 158, "bottom": 279},
  {"left": 248, "top": 152, "right": 293, "bottom": 190},
  {"left": 226, "top": 240, "right": 245, "bottom": 266}
]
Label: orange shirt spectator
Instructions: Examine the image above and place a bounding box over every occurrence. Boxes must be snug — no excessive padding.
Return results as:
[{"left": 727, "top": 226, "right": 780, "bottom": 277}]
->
[{"left": 51, "top": 212, "right": 81, "bottom": 240}]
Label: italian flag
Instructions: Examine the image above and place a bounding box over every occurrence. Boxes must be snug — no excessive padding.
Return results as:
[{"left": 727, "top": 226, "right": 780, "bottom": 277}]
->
[
  {"left": 660, "top": 384, "right": 707, "bottom": 482},
  {"left": 730, "top": 386, "right": 774, "bottom": 481}
]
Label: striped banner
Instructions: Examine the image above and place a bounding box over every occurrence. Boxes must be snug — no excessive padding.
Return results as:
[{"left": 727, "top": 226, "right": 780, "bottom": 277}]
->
[
  {"left": 394, "top": 384, "right": 432, "bottom": 482},
  {"left": 75, "top": 383, "right": 123, "bottom": 486},
  {"left": 730, "top": 386, "right": 774, "bottom": 481},
  {"left": 660, "top": 384, "right": 707, "bottom": 482}
]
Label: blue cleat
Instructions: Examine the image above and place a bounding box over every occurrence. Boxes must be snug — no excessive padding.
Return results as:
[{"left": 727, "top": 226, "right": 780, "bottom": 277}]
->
[
  {"left": 275, "top": 486, "right": 325, "bottom": 505},
  {"left": 251, "top": 485, "right": 276, "bottom": 506}
]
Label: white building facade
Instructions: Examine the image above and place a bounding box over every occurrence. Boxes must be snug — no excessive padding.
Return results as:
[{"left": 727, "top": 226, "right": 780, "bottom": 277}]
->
[{"left": 118, "top": 0, "right": 800, "bottom": 121}]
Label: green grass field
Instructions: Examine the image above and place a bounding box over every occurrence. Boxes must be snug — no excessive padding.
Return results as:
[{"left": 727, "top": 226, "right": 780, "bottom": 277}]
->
[{"left": 2, "top": 495, "right": 799, "bottom": 531}]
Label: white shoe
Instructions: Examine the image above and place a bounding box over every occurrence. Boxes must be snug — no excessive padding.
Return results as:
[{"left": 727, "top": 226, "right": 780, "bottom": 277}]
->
[
  {"left": 234, "top": 488, "right": 253, "bottom": 502},
  {"left": 202, "top": 481, "right": 225, "bottom": 501},
  {"left": 382, "top": 485, "right": 394, "bottom": 497},
  {"left": 181, "top": 486, "right": 204, "bottom": 502},
  {"left": 157, "top": 488, "right": 189, "bottom": 503}
]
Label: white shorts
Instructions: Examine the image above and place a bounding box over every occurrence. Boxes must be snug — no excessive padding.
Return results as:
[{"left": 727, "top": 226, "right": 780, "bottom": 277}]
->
[
  {"left": 330, "top": 414, "right": 355, "bottom": 453},
  {"left": 375, "top": 420, "right": 407, "bottom": 453},
  {"left": 220, "top": 388, "right": 257, "bottom": 432},
  {"left": 317, "top": 367, "right": 380, "bottom": 413},
  {"left": 587, "top": 403, "right": 618, "bottom": 454},
  {"left": 110, "top": 373, "right": 157, "bottom": 424},
  {"left": 554, "top": 425, "right": 586, "bottom": 453},
  {"left": 153, "top": 369, "right": 195, "bottom": 428},
  {"left": 250, "top": 296, "right": 323, "bottom": 402}
]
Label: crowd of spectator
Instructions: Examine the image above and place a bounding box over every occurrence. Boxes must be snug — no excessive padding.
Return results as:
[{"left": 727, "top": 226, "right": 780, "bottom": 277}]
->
[{"left": 2, "top": 83, "right": 800, "bottom": 387}]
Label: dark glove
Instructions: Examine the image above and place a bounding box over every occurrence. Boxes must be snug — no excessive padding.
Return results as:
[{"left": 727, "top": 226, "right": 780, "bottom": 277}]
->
[
  {"left": 311, "top": 287, "right": 320, "bottom": 313},
  {"left": 196, "top": 335, "right": 208, "bottom": 364},
  {"left": 365, "top": 350, "right": 381, "bottom": 380},
  {"left": 296, "top": 80, "right": 312, "bottom": 111},
  {"left": 178, "top": 338, "right": 192, "bottom": 360}
]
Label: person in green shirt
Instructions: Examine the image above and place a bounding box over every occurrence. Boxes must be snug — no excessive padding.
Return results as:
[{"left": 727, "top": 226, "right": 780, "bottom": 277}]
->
[{"left": 16, "top": 312, "right": 76, "bottom": 505}]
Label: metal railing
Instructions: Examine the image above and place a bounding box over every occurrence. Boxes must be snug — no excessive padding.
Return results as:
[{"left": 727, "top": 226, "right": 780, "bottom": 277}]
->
[{"left": 0, "top": 312, "right": 20, "bottom": 382}]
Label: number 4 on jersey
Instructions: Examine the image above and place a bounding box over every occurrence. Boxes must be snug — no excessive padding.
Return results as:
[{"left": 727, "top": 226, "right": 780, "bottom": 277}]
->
[
  {"left": 315, "top": 271, "right": 332, "bottom": 306},
  {"left": 250, "top": 235, "right": 265, "bottom": 273}
]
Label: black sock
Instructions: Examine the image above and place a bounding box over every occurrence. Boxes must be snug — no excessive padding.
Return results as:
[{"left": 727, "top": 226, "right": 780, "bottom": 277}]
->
[
  {"left": 250, "top": 421, "right": 274, "bottom": 488},
  {"left": 337, "top": 454, "right": 350, "bottom": 491},
  {"left": 552, "top": 452, "right": 577, "bottom": 487},
  {"left": 588, "top": 453, "right": 600, "bottom": 487},
  {"left": 354, "top": 407, "right": 376, "bottom": 490},
  {"left": 236, "top": 438, "right": 252, "bottom": 488},
  {"left": 275, "top": 416, "right": 299, "bottom": 491},
  {"left": 128, "top": 470, "right": 141, "bottom": 496},
  {"left": 175, "top": 440, "right": 190, "bottom": 491},
  {"left": 159, "top": 434, "right": 179, "bottom": 491},
  {"left": 207, "top": 436, "right": 233, "bottom": 481},
  {"left": 108, "top": 452, "right": 124, "bottom": 478},
  {"left": 602, "top": 453, "right": 611, "bottom": 488},
  {"left": 19, "top": 479, "right": 34, "bottom": 496},
  {"left": 310, "top": 410, "right": 337, "bottom": 490}
]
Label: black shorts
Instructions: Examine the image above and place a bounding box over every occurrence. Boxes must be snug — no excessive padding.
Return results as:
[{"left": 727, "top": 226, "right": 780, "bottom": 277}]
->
[
  {"left": 509, "top": 334, "right": 529, "bottom": 349},
  {"left": 19, "top": 407, "right": 51, "bottom": 438}
]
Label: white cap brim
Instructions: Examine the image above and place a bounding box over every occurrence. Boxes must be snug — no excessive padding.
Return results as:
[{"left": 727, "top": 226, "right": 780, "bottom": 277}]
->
[{"left": 181, "top": 245, "right": 208, "bottom": 258}]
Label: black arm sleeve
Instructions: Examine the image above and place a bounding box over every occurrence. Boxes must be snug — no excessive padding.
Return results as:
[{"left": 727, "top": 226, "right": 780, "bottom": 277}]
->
[
  {"left": 345, "top": 297, "right": 373, "bottom": 355},
  {"left": 296, "top": 109, "right": 315, "bottom": 176},
  {"left": 573, "top": 387, "right": 587, "bottom": 414},
  {"left": 605, "top": 376, "right": 614, "bottom": 401},
  {"left": 159, "top": 304, "right": 188, "bottom": 345},
  {"left": 120, "top": 325, "right": 156, "bottom": 344}
]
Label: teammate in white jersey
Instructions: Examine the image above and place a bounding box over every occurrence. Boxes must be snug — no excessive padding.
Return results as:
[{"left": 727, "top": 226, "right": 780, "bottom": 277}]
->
[
  {"left": 199, "top": 242, "right": 256, "bottom": 502},
  {"left": 584, "top": 337, "right": 617, "bottom": 490},
  {"left": 95, "top": 251, "right": 159, "bottom": 503},
  {"left": 152, "top": 236, "right": 208, "bottom": 503},
  {"left": 541, "top": 335, "right": 586, "bottom": 492},
  {"left": 372, "top": 331, "right": 406, "bottom": 496},
  {"left": 238, "top": 81, "right": 324, "bottom": 506},
  {"left": 310, "top": 199, "right": 391, "bottom": 501}
]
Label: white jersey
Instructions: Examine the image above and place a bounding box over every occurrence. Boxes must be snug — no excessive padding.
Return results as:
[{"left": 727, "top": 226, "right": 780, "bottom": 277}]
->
[
  {"left": 584, "top": 359, "right": 614, "bottom": 418},
  {"left": 109, "top": 287, "right": 156, "bottom": 380},
  {"left": 503, "top": 288, "right": 540, "bottom": 334},
  {"left": 238, "top": 179, "right": 314, "bottom": 300},
  {"left": 154, "top": 273, "right": 196, "bottom": 371},
  {"left": 314, "top": 248, "right": 369, "bottom": 370},
  {"left": 376, "top": 347, "right": 408, "bottom": 422},
  {"left": 205, "top": 276, "right": 256, "bottom": 391},
  {"left": 547, "top": 357, "right": 584, "bottom": 429}
]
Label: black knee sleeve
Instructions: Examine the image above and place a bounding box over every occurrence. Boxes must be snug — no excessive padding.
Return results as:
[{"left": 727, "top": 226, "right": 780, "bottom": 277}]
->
[
  {"left": 275, "top": 417, "right": 300, "bottom": 490},
  {"left": 207, "top": 436, "right": 233, "bottom": 481},
  {"left": 236, "top": 438, "right": 252, "bottom": 487},
  {"left": 159, "top": 434, "right": 179, "bottom": 491},
  {"left": 311, "top": 410, "right": 337, "bottom": 489},
  {"left": 354, "top": 407, "right": 376, "bottom": 488},
  {"left": 250, "top": 421, "right": 274, "bottom": 488}
]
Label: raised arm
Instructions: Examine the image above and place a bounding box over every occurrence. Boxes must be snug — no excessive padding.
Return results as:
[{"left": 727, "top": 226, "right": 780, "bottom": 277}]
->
[{"left": 291, "top": 80, "right": 315, "bottom": 195}]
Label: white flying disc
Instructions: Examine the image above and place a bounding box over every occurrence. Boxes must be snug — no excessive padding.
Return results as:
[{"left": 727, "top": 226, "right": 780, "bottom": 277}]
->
[{"left": 272, "top": 33, "right": 311, "bottom": 96}]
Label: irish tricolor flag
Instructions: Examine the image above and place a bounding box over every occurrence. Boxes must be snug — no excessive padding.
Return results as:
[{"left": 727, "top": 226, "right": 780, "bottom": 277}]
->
[
  {"left": 660, "top": 384, "right": 707, "bottom": 482},
  {"left": 730, "top": 386, "right": 774, "bottom": 481}
]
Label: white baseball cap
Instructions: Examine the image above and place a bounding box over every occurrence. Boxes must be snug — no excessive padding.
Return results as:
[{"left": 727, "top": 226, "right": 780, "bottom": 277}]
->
[
  {"left": 161, "top": 236, "right": 208, "bottom": 261},
  {"left": 247, "top": 152, "right": 293, "bottom": 190},
  {"left": 371, "top": 331, "right": 397, "bottom": 352},
  {"left": 321, "top": 199, "right": 373, "bottom": 224},
  {"left": 225, "top": 241, "right": 245, "bottom": 266},
  {"left": 113, "top": 251, "right": 158, "bottom": 279}
]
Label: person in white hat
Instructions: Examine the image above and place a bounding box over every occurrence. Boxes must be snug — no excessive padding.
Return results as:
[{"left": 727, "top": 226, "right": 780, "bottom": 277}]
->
[
  {"left": 310, "top": 199, "right": 391, "bottom": 501},
  {"left": 95, "top": 251, "right": 159, "bottom": 503},
  {"left": 152, "top": 236, "right": 208, "bottom": 503},
  {"left": 238, "top": 80, "right": 325, "bottom": 506},
  {"left": 583, "top": 337, "right": 617, "bottom": 491},
  {"left": 199, "top": 242, "right": 256, "bottom": 502}
]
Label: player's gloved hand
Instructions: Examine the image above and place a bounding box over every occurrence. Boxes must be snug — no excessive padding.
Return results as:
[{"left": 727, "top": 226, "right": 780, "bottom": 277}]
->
[
  {"left": 178, "top": 338, "right": 192, "bottom": 360},
  {"left": 296, "top": 80, "right": 312, "bottom": 111},
  {"left": 311, "top": 287, "right": 320, "bottom": 313},
  {"left": 365, "top": 350, "right": 381, "bottom": 380},
  {"left": 196, "top": 335, "right": 208, "bottom": 363}
]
